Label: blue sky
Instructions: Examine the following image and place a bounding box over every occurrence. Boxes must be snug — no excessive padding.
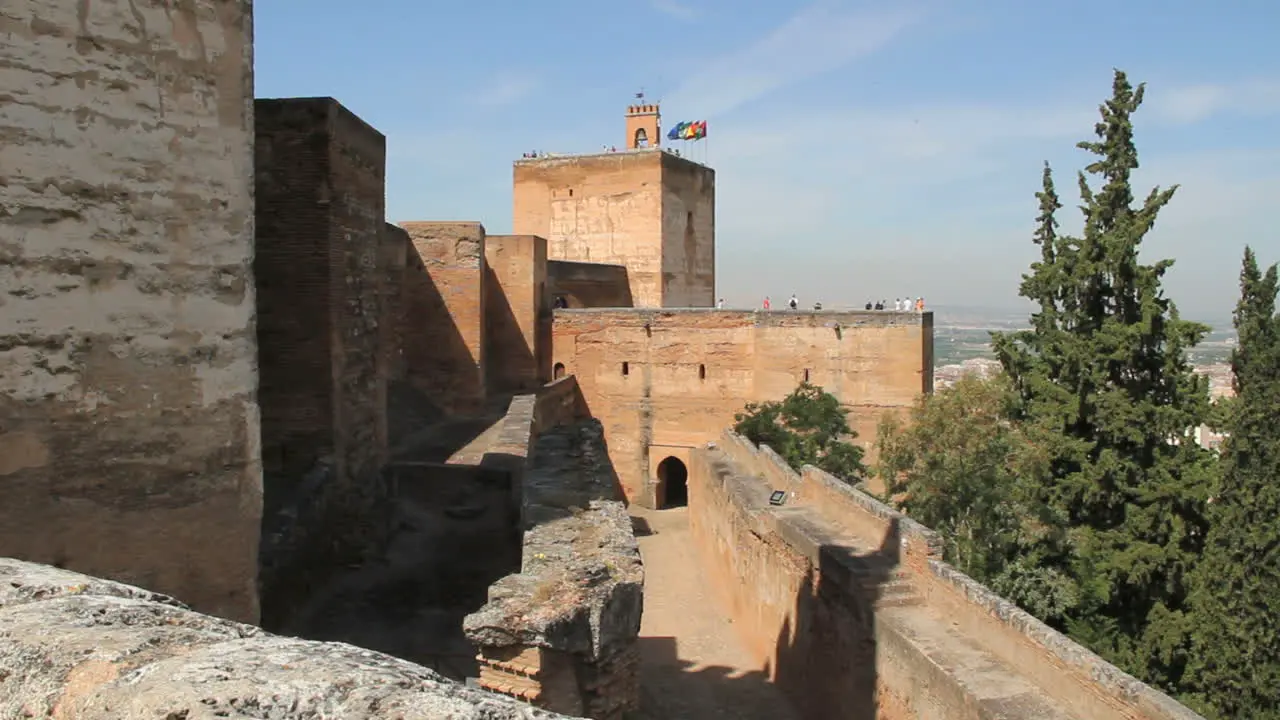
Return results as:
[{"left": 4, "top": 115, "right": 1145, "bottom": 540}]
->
[{"left": 256, "top": 0, "right": 1280, "bottom": 321}]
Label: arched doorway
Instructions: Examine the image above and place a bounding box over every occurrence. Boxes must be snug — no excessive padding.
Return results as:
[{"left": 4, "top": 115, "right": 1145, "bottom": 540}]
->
[
  {"left": 553, "top": 362, "right": 566, "bottom": 380},
  {"left": 657, "top": 456, "right": 688, "bottom": 508}
]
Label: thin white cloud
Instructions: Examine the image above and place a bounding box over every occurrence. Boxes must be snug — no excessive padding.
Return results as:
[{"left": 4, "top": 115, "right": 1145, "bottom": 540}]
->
[
  {"left": 1149, "top": 78, "right": 1280, "bottom": 125},
  {"left": 663, "top": 2, "right": 923, "bottom": 118},
  {"left": 650, "top": 0, "right": 698, "bottom": 21},
  {"left": 703, "top": 79, "right": 1280, "bottom": 313},
  {"left": 470, "top": 71, "right": 541, "bottom": 107}
]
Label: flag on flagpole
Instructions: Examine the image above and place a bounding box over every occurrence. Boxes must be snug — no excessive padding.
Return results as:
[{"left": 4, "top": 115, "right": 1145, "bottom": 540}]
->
[{"left": 668, "top": 120, "right": 708, "bottom": 141}]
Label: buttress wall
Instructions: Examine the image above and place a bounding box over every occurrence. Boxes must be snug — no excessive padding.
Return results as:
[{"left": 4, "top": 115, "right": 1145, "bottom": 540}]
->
[
  {"left": 0, "top": 0, "right": 260, "bottom": 622},
  {"left": 253, "top": 97, "right": 391, "bottom": 628},
  {"left": 484, "top": 234, "right": 548, "bottom": 393},
  {"left": 400, "top": 221, "right": 487, "bottom": 416}
]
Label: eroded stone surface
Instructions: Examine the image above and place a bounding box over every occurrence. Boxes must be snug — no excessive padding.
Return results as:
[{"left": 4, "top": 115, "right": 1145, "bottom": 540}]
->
[
  {"left": 464, "top": 421, "right": 643, "bottom": 656},
  {"left": 464, "top": 421, "right": 643, "bottom": 718},
  {"left": 0, "top": 558, "right": 576, "bottom": 719},
  {"left": 0, "top": 0, "right": 261, "bottom": 623}
]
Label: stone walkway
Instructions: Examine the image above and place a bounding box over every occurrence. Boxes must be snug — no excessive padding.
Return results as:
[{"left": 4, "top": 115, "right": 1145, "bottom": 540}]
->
[{"left": 631, "top": 506, "right": 799, "bottom": 720}]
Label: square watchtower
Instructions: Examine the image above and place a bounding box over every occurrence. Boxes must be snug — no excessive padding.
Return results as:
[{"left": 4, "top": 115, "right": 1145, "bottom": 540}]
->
[{"left": 512, "top": 104, "right": 715, "bottom": 308}]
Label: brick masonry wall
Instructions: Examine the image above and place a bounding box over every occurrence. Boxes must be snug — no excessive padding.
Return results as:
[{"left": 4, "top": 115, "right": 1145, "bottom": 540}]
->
[
  {"left": 552, "top": 308, "right": 934, "bottom": 506},
  {"left": 484, "top": 235, "right": 547, "bottom": 393},
  {"left": 400, "top": 222, "right": 487, "bottom": 415},
  {"left": 381, "top": 224, "right": 409, "bottom": 383},
  {"left": 254, "top": 99, "right": 335, "bottom": 499},
  {"left": 0, "top": 0, "right": 260, "bottom": 623},
  {"left": 254, "top": 97, "right": 391, "bottom": 629},
  {"left": 327, "top": 103, "right": 389, "bottom": 488},
  {"left": 546, "top": 260, "right": 634, "bottom": 308}
]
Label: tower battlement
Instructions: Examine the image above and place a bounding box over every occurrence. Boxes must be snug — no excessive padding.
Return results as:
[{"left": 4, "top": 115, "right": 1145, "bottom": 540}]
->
[{"left": 512, "top": 104, "right": 714, "bottom": 309}]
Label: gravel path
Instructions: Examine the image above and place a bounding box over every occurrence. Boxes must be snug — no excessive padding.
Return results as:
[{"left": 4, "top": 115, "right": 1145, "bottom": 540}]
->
[{"left": 631, "top": 506, "right": 799, "bottom": 720}]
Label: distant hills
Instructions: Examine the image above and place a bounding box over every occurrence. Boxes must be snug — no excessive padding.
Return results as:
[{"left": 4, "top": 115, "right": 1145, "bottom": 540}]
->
[
  {"left": 930, "top": 305, "right": 1236, "bottom": 368},
  {"left": 930, "top": 304, "right": 1233, "bottom": 333}
]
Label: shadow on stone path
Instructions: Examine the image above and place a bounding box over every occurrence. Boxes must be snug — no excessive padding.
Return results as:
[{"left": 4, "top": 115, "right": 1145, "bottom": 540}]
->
[{"left": 631, "top": 506, "right": 799, "bottom": 720}]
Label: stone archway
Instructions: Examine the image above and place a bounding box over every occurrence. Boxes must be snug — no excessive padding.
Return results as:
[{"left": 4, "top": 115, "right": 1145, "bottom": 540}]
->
[{"left": 656, "top": 456, "right": 688, "bottom": 509}]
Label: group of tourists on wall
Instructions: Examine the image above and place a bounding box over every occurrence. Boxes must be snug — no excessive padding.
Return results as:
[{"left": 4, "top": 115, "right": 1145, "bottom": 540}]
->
[
  {"left": 866, "top": 297, "right": 925, "bottom": 311},
  {"left": 712, "top": 295, "right": 925, "bottom": 312}
]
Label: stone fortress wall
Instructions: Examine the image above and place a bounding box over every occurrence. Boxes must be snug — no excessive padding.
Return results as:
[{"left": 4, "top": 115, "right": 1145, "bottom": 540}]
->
[
  {"left": 253, "top": 97, "right": 394, "bottom": 629},
  {"left": 0, "top": 1, "right": 1205, "bottom": 718},
  {"left": 552, "top": 308, "right": 933, "bottom": 506},
  {"left": 689, "top": 430, "right": 1203, "bottom": 720},
  {"left": 0, "top": 0, "right": 261, "bottom": 623}
]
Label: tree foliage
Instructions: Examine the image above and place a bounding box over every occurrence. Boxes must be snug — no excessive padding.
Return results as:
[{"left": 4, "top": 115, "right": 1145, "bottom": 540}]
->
[
  {"left": 733, "top": 381, "right": 867, "bottom": 481},
  {"left": 980, "top": 69, "right": 1215, "bottom": 690},
  {"left": 864, "top": 68, "right": 1280, "bottom": 712},
  {"left": 1187, "top": 248, "right": 1280, "bottom": 718},
  {"left": 984, "top": 70, "right": 1217, "bottom": 690},
  {"left": 876, "top": 375, "right": 1079, "bottom": 621}
]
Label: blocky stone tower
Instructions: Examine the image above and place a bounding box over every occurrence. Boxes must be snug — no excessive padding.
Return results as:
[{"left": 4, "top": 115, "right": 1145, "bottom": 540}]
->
[{"left": 511, "top": 104, "right": 716, "bottom": 308}]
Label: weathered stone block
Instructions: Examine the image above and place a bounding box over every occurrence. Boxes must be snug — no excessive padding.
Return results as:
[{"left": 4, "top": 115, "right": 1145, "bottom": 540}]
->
[
  {"left": 0, "top": 0, "right": 260, "bottom": 623},
  {"left": 464, "top": 421, "right": 643, "bottom": 719},
  {"left": 0, "top": 558, "right": 575, "bottom": 719}
]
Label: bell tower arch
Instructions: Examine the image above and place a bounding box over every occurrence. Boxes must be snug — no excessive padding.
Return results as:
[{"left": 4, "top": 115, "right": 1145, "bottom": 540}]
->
[{"left": 626, "top": 103, "right": 661, "bottom": 149}]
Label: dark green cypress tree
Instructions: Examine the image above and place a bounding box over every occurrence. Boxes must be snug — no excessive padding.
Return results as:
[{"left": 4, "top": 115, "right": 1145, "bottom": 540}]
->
[
  {"left": 1189, "top": 248, "right": 1280, "bottom": 718},
  {"left": 994, "top": 70, "right": 1216, "bottom": 690}
]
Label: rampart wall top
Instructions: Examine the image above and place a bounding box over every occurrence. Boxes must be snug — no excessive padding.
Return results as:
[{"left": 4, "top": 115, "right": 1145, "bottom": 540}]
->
[{"left": 702, "top": 430, "right": 1204, "bottom": 720}]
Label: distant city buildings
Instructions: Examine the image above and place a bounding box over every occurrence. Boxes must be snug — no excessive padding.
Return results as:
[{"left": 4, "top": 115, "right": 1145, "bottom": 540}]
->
[{"left": 933, "top": 359, "right": 1234, "bottom": 452}]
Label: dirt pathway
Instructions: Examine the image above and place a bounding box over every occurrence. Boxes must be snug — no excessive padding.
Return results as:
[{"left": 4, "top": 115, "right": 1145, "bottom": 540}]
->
[{"left": 631, "top": 506, "right": 799, "bottom": 720}]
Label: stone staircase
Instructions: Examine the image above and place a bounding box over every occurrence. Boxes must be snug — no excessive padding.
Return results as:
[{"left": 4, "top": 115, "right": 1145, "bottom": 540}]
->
[
  {"left": 769, "top": 507, "right": 925, "bottom": 610},
  {"left": 769, "top": 505, "right": 1082, "bottom": 719}
]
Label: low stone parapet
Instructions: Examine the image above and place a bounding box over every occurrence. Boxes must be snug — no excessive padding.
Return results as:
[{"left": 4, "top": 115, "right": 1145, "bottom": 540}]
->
[
  {"left": 464, "top": 421, "right": 643, "bottom": 719},
  {"left": 0, "top": 558, "right": 574, "bottom": 719},
  {"left": 690, "top": 430, "right": 1204, "bottom": 720}
]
